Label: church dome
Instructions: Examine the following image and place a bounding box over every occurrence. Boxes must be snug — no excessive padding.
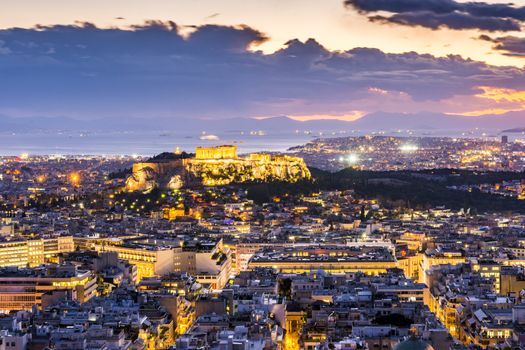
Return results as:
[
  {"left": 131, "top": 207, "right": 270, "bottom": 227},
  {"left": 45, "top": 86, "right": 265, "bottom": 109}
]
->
[{"left": 393, "top": 339, "right": 434, "bottom": 350}]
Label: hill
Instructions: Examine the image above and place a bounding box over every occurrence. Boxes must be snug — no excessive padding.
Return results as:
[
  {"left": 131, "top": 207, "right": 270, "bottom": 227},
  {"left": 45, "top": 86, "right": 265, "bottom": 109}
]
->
[{"left": 2, "top": 111, "right": 525, "bottom": 133}]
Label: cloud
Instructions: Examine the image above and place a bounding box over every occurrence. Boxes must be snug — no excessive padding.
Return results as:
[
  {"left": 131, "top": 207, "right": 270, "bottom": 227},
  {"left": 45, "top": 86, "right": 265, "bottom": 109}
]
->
[
  {"left": 451, "top": 85, "right": 525, "bottom": 115},
  {"left": 0, "top": 40, "right": 10, "bottom": 55},
  {"left": 0, "top": 21, "right": 524, "bottom": 120},
  {"left": 369, "top": 12, "right": 520, "bottom": 32},
  {"left": 204, "top": 13, "right": 220, "bottom": 20},
  {"left": 475, "top": 86, "right": 525, "bottom": 103},
  {"left": 285, "top": 112, "right": 366, "bottom": 122},
  {"left": 480, "top": 34, "right": 525, "bottom": 56},
  {"left": 345, "top": 0, "right": 525, "bottom": 32}
]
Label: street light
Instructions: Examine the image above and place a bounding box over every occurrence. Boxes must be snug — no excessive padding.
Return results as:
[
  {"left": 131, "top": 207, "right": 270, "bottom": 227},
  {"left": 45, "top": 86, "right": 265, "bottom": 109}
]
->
[{"left": 69, "top": 172, "right": 80, "bottom": 186}]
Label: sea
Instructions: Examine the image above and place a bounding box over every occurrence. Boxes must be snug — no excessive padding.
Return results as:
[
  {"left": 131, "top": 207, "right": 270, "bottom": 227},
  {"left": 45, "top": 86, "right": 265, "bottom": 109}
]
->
[
  {"left": 0, "top": 129, "right": 522, "bottom": 157},
  {"left": 0, "top": 130, "right": 316, "bottom": 157}
]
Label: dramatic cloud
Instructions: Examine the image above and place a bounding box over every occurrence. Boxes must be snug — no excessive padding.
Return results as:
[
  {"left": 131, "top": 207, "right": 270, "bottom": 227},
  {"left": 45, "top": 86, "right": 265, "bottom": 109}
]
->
[
  {"left": 450, "top": 86, "right": 525, "bottom": 116},
  {"left": 480, "top": 34, "right": 525, "bottom": 56},
  {"left": 345, "top": 0, "right": 525, "bottom": 32},
  {"left": 0, "top": 21, "right": 524, "bottom": 121}
]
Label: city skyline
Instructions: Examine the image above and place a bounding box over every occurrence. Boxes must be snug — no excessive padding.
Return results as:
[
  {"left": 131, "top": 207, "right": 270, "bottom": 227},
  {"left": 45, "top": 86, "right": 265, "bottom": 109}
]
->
[
  {"left": 1, "top": 0, "right": 525, "bottom": 127},
  {"left": 3, "top": 3, "right": 525, "bottom": 349}
]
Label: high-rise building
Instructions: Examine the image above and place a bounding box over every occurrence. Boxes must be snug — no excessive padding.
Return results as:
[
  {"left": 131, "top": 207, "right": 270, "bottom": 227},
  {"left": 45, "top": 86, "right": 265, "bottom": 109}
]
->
[
  {"left": 0, "top": 236, "right": 75, "bottom": 268},
  {"left": 95, "top": 241, "right": 178, "bottom": 282}
]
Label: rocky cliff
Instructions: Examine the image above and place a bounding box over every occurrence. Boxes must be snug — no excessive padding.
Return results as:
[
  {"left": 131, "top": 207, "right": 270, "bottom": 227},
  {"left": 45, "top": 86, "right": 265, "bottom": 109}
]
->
[{"left": 125, "top": 150, "right": 311, "bottom": 193}]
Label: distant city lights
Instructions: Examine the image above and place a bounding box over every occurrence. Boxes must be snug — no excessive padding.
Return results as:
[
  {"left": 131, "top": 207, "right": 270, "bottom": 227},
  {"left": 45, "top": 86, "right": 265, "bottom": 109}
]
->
[
  {"left": 399, "top": 144, "right": 419, "bottom": 153},
  {"left": 339, "top": 153, "right": 360, "bottom": 164},
  {"left": 348, "top": 153, "right": 360, "bottom": 164},
  {"left": 69, "top": 172, "right": 80, "bottom": 186}
]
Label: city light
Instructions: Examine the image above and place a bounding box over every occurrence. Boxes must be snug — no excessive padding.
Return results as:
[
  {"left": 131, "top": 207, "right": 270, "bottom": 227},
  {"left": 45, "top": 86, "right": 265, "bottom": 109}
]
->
[
  {"left": 399, "top": 144, "right": 419, "bottom": 153},
  {"left": 69, "top": 172, "right": 80, "bottom": 186},
  {"left": 347, "top": 153, "right": 360, "bottom": 164}
]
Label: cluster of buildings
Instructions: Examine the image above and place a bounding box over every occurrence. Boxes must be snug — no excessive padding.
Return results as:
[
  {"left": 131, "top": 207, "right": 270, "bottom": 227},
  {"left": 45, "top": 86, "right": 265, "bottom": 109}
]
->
[
  {"left": 290, "top": 136, "right": 525, "bottom": 171},
  {"left": 0, "top": 155, "right": 135, "bottom": 211},
  {"left": 450, "top": 180, "right": 525, "bottom": 200},
  {"left": 2, "top": 150, "right": 525, "bottom": 349}
]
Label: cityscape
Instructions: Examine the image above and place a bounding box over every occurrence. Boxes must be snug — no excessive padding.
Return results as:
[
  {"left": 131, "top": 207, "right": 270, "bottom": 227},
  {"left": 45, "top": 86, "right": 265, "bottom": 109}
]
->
[
  {"left": 289, "top": 136, "right": 525, "bottom": 172},
  {"left": 2, "top": 1, "right": 525, "bottom": 350}
]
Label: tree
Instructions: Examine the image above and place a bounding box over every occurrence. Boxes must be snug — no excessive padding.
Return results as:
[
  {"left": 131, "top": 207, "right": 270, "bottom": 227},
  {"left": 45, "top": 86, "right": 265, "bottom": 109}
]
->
[{"left": 278, "top": 278, "right": 292, "bottom": 299}]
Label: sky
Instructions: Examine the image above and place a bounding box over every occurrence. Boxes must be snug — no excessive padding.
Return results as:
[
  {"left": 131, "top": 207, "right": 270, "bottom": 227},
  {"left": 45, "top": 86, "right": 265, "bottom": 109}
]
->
[{"left": 1, "top": 0, "right": 525, "bottom": 123}]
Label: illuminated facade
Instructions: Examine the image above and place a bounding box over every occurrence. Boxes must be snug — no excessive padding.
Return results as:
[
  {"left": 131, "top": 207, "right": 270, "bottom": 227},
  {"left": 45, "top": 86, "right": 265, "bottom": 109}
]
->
[
  {"left": 195, "top": 145, "right": 237, "bottom": 160},
  {"left": 248, "top": 246, "right": 397, "bottom": 275},
  {"left": 283, "top": 304, "right": 306, "bottom": 350},
  {"left": 426, "top": 292, "right": 463, "bottom": 338},
  {"left": 376, "top": 283, "right": 428, "bottom": 303},
  {"left": 176, "top": 296, "right": 194, "bottom": 335},
  {"left": 163, "top": 207, "right": 186, "bottom": 221},
  {"left": 420, "top": 250, "right": 466, "bottom": 284},
  {"left": 396, "top": 232, "right": 427, "bottom": 252},
  {"left": 93, "top": 238, "right": 231, "bottom": 287},
  {"left": 472, "top": 260, "right": 501, "bottom": 294},
  {"left": 0, "top": 264, "right": 97, "bottom": 313},
  {"left": 177, "top": 243, "right": 232, "bottom": 290},
  {"left": 0, "top": 236, "right": 75, "bottom": 268},
  {"left": 397, "top": 254, "right": 422, "bottom": 281},
  {"left": 96, "top": 243, "right": 177, "bottom": 282},
  {"left": 500, "top": 269, "right": 525, "bottom": 296},
  {"left": 226, "top": 243, "right": 275, "bottom": 274},
  {"left": 193, "top": 251, "right": 231, "bottom": 290}
]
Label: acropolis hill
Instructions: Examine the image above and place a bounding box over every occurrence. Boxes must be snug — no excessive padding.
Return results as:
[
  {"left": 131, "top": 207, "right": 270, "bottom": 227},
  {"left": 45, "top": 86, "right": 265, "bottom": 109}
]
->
[{"left": 125, "top": 145, "right": 311, "bottom": 192}]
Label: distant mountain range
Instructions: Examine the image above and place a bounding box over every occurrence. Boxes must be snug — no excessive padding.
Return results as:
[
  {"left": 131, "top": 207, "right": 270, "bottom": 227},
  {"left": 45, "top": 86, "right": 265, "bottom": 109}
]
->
[
  {"left": 351, "top": 111, "right": 525, "bottom": 131},
  {"left": 2, "top": 111, "right": 524, "bottom": 133}
]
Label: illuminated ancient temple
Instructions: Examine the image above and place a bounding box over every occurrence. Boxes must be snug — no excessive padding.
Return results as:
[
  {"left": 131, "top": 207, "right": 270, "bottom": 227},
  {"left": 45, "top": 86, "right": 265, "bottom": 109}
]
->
[
  {"left": 195, "top": 145, "right": 237, "bottom": 159},
  {"left": 125, "top": 145, "right": 311, "bottom": 192}
]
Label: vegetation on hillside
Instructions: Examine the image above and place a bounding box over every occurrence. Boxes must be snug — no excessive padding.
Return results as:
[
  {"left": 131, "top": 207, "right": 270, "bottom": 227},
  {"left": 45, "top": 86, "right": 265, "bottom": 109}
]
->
[{"left": 245, "top": 167, "right": 525, "bottom": 213}]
